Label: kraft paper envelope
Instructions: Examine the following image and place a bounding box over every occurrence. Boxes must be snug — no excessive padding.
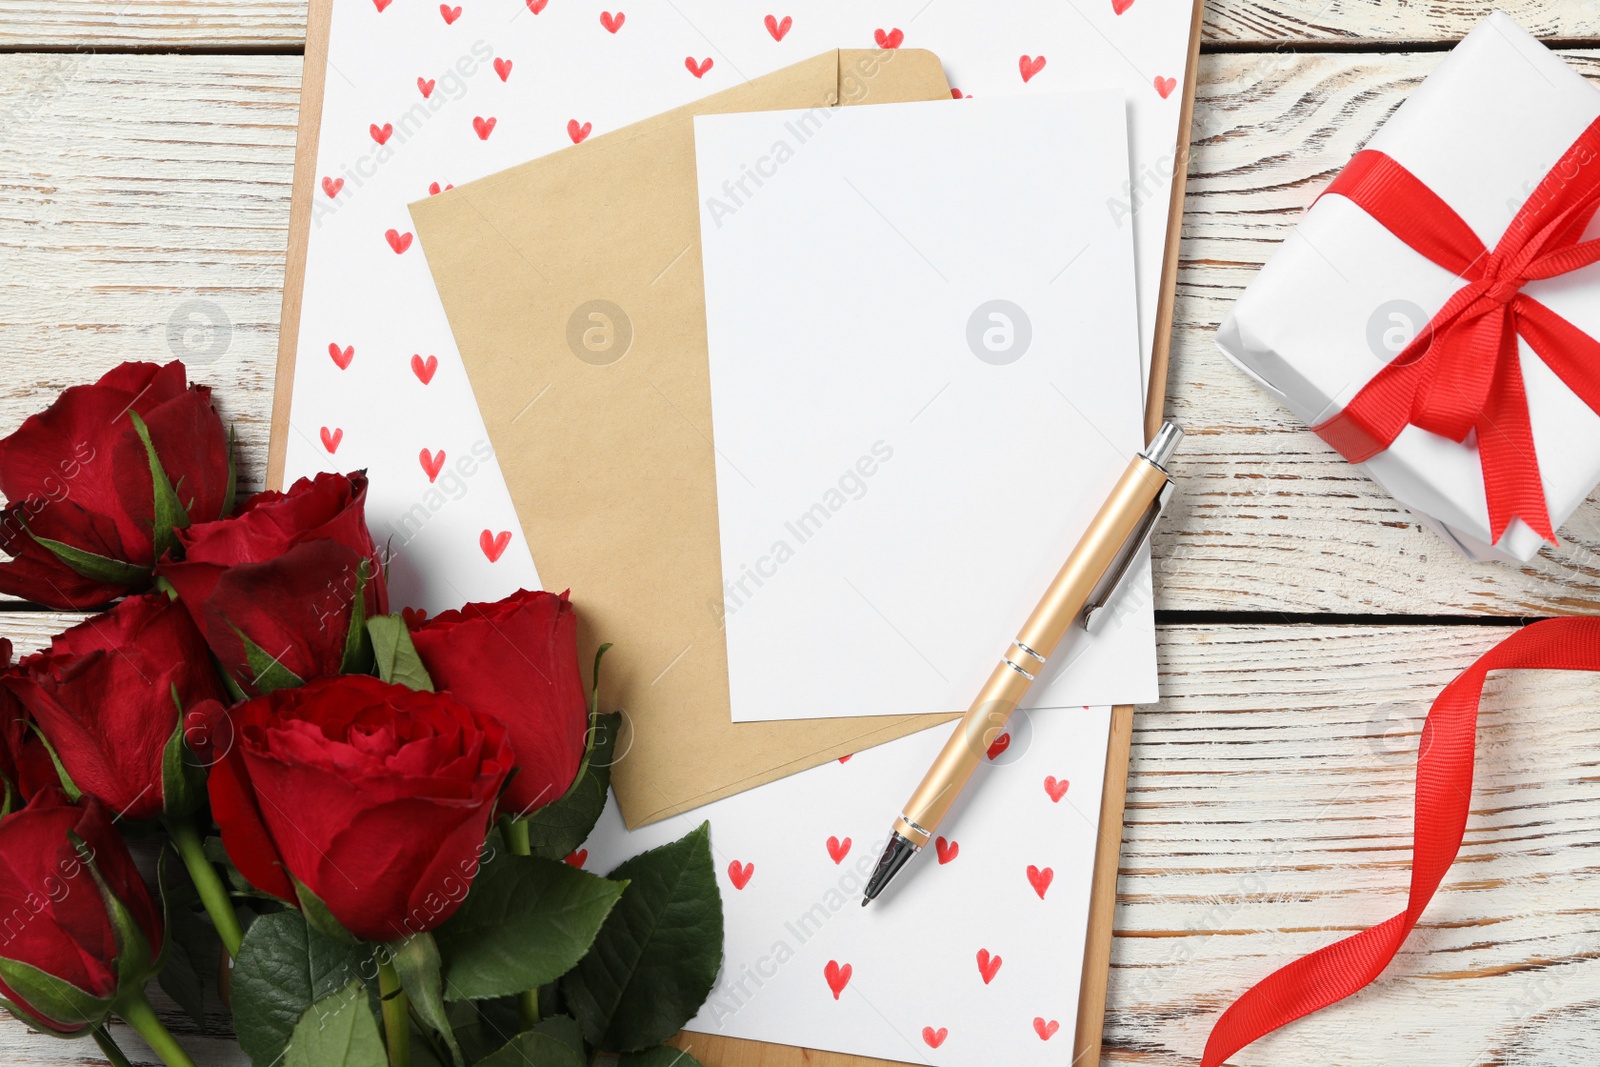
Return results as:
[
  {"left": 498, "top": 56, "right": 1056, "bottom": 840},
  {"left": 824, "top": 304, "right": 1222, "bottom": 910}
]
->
[{"left": 411, "top": 49, "right": 958, "bottom": 828}]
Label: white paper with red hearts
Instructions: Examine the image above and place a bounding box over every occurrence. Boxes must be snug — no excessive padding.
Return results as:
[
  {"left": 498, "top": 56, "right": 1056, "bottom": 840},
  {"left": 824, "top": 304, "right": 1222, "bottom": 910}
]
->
[
  {"left": 281, "top": 3, "right": 1191, "bottom": 1062},
  {"left": 581, "top": 706, "right": 1112, "bottom": 1066},
  {"left": 283, "top": 0, "right": 1192, "bottom": 615}
]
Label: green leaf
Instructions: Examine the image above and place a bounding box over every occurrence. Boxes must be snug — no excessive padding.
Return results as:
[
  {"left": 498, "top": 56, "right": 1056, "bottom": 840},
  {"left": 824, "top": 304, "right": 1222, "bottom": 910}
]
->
[
  {"left": 340, "top": 558, "right": 374, "bottom": 676},
  {"left": 519, "top": 711, "right": 621, "bottom": 861},
  {"left": 157, "top": 866, "right": 222, "bottom": 1029},
  {"left": 619, "top": 1048, "right": 707, "bottom": 1067},
  {"left": 23, "top": 723, "right": 80, "bottom": 801},
  {"left": 473, "top": 1018, "right": 587, "bottom": 1067},
  {"left": 436, "top": 853, "right": 624, "bottom": 1002},
  {"left": 28, "top": 535, "right": 148, "bottom": 585},
  {"left": 231, "top": 911, "right": 375, "bottom": 1067},
  {"left": 562, "top": 822, "right": 724, "bottom": 1053},
  {"left": 366, "top": 614, "right": 435, "bottom": 692},
  {"left": 128, "top": 409, "right": 191, "bottom": 560},
  {"left": 229, "top": 623, "right": 305, "bottom": 694},
  {"left": 284, "top": 982, "right": 387, "bottom": 1067},
  {"left": 387, "top": 933, "right": 462, "bottom": 1067}
]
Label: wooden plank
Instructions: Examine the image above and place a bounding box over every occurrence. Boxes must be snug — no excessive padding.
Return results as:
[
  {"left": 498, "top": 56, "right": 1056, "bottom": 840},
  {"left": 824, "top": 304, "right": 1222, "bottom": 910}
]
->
[
  {"left": 4, "top": 0, "right": 1599, "bottom": 51},
  {"left": 0, "top": 622, "right": 1595, "bottom": 1066},
  {"left": 6, "top": 50, "right": 1600, "bottom": 613}
]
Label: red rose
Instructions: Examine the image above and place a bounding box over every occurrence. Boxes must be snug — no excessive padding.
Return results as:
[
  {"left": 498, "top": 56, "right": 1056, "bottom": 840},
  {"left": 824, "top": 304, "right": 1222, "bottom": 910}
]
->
[
  {"left": 5, "top": 594, "right": 228, "bottom": 822},
  {"left": 208, "top": 675, "right": 511, "bottom": 942},
  {"left": 159, "top": 471, "right": 388, "bottom": 695},
  {"left": 0, "top": 361, "right": 232, "bottom": 609},
  {"left": 0, "top": 640, "right": 57, "bottom": 812},
  {"left": 0, "top": 792, "right": 163, "bottom": 1035},
  {"left": 408, "top": 589, "right": 589, "bottom": 816}
]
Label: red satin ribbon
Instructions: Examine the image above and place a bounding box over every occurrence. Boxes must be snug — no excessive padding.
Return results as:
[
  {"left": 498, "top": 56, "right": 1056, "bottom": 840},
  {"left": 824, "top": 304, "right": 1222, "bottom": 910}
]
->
[
  {"left": 1201, "top": 616, "right": 1600, "bottom": 1066},
  {"left": 1310, "top": 116, "right": 1600, "bottom": 543}
]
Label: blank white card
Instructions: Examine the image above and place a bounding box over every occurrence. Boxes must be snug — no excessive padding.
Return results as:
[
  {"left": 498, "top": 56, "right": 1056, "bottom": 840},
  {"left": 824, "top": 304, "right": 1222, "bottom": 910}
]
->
[{"left": 694, "top": 92, "right": 1157, "bottom": 722}]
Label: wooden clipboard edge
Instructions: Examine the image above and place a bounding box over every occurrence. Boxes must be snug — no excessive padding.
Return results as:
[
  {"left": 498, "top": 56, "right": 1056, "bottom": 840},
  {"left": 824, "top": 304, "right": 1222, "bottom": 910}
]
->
[
  {"left": 265, "top": 0, "right": 333, "bottom": 494},
  {"left": 268, "top": 0, "right": 1203, "bottom": 1058},
  {"left": 1075, "top": 2, "right": 1208, "bottom": 1064}
]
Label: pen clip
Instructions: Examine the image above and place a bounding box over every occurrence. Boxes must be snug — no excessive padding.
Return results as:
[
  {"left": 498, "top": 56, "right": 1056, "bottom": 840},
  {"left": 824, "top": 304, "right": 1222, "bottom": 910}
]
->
[{"left": 1081, "top": 478, "right": 1174, "bottom": 634}]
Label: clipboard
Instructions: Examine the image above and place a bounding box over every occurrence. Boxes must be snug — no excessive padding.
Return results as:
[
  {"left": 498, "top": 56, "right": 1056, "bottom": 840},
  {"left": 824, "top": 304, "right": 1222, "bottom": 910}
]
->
[{"left": 268, "top": 0, "right": 1206, "bottom": 1061}]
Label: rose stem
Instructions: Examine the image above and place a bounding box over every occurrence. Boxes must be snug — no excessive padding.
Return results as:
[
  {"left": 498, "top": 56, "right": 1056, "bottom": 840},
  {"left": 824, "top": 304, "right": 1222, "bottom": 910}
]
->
[
  {"left": 377, "top": 955, "right": 412, "bottom": 1067},
  {"left": 92, "top": 1026, "right": 135, "bottom": 1067},
  {"left": 164, "top": 817, "right": 244, "bottom": 958},
  {"left": 501, "top": 818, "right": 542, "bottom": 1029},
  {"left": 115, "top": 988, "right": 199, "bottom": 1067}
]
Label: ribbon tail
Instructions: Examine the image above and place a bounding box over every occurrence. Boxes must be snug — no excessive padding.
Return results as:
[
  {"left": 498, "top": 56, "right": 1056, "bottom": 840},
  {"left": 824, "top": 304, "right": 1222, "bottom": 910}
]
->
[
  {"left": 1478, "top": 311, "right": 1554, "bottom": 543},
  {"left": 1200, "top": 618, "right": 1600, "bottom": 1067}
]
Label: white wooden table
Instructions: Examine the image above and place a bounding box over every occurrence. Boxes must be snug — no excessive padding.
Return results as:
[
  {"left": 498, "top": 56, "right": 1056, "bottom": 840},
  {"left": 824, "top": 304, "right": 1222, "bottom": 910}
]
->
[{"left": 3, "top": 2, "right": 1600, "bottom": 1064}]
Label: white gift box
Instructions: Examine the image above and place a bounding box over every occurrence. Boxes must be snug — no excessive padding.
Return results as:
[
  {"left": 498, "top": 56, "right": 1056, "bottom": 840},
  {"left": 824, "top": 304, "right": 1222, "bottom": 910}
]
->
[{"left": 1217, "top": 11, "right": 1600, "bottom": 562}]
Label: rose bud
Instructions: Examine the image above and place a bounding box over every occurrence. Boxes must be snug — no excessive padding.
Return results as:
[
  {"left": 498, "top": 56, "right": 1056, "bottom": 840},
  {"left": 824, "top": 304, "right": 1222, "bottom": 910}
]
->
[
  {"left": 0, "top": 361, "right": 233, "bottom": 609},
  {"left": 208, "top": 675, "right": 511, "bottom": 943},
  {"left": 5, "top": 594, "right": 229, "bottom": 823},
  {"left": 408, "top": 589, "right": 590, "bottom": 817},
  {"left": 0, "top": 639, "right": 57, "bottom": 814},
  {"left": 0, "top": 791, "right": 163, "bottom": 1037},
  {"left": 158, "top": 471, "right": 388, "bottom": 696}
]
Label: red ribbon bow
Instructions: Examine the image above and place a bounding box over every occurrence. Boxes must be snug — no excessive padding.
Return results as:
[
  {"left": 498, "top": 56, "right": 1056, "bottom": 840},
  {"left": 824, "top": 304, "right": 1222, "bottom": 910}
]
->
[
  {"left": 1311, "top": 115, "right": 1600, "bottom": 543},
  {"left": 1202, "top": 616, "right": 1600, "bottom": 1066}
]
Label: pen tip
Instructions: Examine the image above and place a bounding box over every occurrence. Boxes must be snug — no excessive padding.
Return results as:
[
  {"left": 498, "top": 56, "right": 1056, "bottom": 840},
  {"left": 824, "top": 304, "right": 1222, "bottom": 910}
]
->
[{"left": 860, "top": 897, "right": 870, "bottom": 907}]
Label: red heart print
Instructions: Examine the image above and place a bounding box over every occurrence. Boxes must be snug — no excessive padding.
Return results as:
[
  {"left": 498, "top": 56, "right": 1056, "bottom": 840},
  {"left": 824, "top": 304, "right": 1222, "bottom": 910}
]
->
[
  {"left": 837, "top": 753, "right": 852, "bottom": 763},
  {"left": 874, "top": 27, "right": 904, "bottom": 49},
  {"left": 764, "top": 14, "right": 792, "bottom": 40},
  {"left": 385, "top": 229, "right": 413, "bottom": 254},
  {"left": 322, "top": 176, "right": 344, "bottom": 198},
  {"left": 685, "top": 56, "right": 713, "bottom": 78},
  {"left": 1019, "top": 54, "right": 1047, "bottom": 83},
  {"left": 319, "top": 427, "right": 343, "bottom": 453},
  {"left": 568, "top": 119, "right": 592, "bottom": 144},
  {"left": 826, "top": 836, "right": 850, "bottom": 864},
  {"left": 600, "top": 10, "right": 625, "bottom": 33},
  {"left": 418, "top": 77, "right": 435, "bottom": 98},
  {"left": 1044, "top": 776, "right": 1069, "bottom": 802},
  {"left": 494, "top": 57, "right": 512, "bottom": 81},
  {"left": 440, "top": 4, "right": 462, "bottom": 24},
  {"left": 480, "top": 529, "right": 511, "bottom": 562},
  {"left": 728, "top": 860, "right": 754, "bottom": 890},
  {"left": 1113, "top": 0, "right": 1135, "bottom": 12},
  {"left": 934, "top": 836, "right": 958, "bottom": 864},
  {"left": 976, "top": 948, "right": 1001, "bottom": 984},
  {"left": 950, "top": 88, "right": 966, "bottom": 99},
  {"left": 1026, "top": 865, "right": 1054, "bottom": 899},
  {"left": 824, "top": 960, "right": 851, "bottom": 1000},
  {"left": 401, "top": 607, "right": 428, "bottom": 627},
  {"left": 328, "top": 343, "right": 354, "bottom": 370},
  {"left": 564, "top": 849, "right": 587, "bottom": 867},
  {"left": 1034, "top": 1018, "right": 1060, "bottom": 1041},
  {"left": 411, "top": 354, "right": 438, "bottom": 384},
  {"left": 985, "top": 732, "right": 1010, "bottom": 760},
  {"left": 373, "top": 0, "right": 392, "bottom": 11},
  {"left": 922, "top": 1027, "right": 947, "bottom": 1049},
  {"left": 1154, "top": 75, "right": 1177, "bottom": 99},
  {"left": 419, "top": 448, "right": 445, "bottom": 482},
  {"left": 526, "top": 0, "right": 547, "bottom": 11},
  {"left": 370, "top": 123, "right": 393, "bottom": 145},
  {"left": 473, "top": 116, "right": 497, "bottom": 140}
]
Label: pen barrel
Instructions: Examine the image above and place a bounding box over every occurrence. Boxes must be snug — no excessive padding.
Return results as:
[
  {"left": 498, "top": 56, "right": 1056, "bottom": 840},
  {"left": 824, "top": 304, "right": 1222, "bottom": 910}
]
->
[
  {"left": 899, "top": 659, "right": 1033, "bottom": 844},
  {"left": 895, "top": 454, "right": 1170, "bottom": 845},
  {"left": 1015, "top": 454, "right": 1169, "bottom": 660}
]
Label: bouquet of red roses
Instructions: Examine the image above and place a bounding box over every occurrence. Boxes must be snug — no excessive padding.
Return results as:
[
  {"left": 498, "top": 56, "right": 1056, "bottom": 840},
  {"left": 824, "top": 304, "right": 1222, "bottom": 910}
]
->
[{"left": 0, "top": 362, "right": 723, "bottom": 1067}]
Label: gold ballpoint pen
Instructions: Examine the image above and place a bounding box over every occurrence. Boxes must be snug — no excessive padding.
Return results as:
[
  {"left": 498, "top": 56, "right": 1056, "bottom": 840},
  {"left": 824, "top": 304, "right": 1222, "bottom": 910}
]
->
[{"left": 863, "top": 421, "right": 1183, "bottom": 905}]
